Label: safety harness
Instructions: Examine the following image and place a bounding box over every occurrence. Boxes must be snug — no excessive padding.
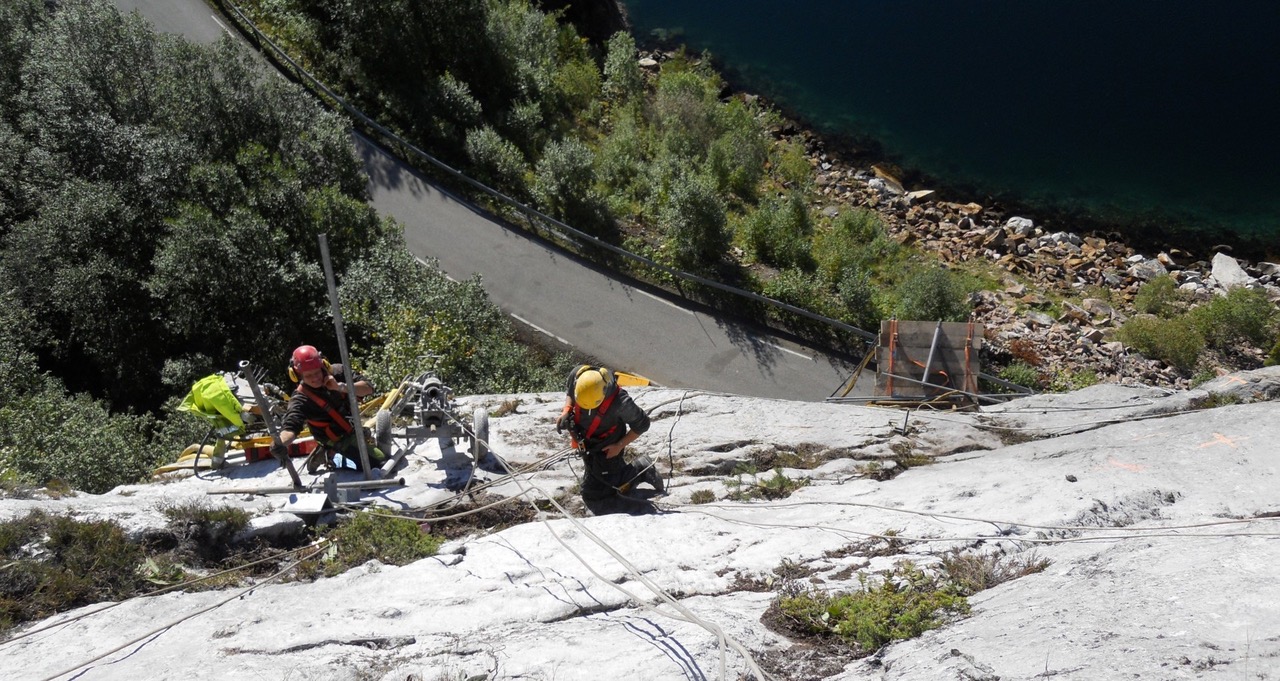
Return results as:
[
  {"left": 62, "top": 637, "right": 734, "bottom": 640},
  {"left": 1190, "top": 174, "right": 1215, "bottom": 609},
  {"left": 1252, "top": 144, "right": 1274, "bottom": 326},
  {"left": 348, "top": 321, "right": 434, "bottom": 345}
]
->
[
  {"left": 572, "top": 386, "right": 619, "bottom": 444},
  {"left": 296, "top": 384, "right": 354, "bottom": 443}
]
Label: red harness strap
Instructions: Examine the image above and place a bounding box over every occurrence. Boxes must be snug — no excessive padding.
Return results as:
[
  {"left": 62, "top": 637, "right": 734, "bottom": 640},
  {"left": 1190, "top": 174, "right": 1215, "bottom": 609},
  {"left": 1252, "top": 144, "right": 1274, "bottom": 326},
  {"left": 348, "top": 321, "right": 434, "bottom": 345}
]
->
[
  {"left": 297, "top": 385, "right": 354, "bottom": 442},
  {"left": 574, "top": 387, "right": 619, "bottom": 442}
]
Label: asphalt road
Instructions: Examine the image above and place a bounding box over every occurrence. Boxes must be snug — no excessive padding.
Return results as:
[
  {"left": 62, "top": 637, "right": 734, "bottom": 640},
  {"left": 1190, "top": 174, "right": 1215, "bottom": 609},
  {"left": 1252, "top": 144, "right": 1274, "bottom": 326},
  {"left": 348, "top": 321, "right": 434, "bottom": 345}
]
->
[{"left": 111, "top": 0, "right": 867, "bottom": 401}]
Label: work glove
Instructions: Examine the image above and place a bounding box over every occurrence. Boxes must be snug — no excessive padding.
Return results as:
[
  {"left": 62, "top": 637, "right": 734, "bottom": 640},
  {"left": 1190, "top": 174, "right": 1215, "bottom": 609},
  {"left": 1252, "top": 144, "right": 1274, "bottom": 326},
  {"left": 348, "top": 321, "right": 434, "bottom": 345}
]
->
[
  {"left": 270, "top": 441, "right": 288, "bottom": 464},
  {"left": 556, "top": 410, "right": 573, "bottom": 434}
]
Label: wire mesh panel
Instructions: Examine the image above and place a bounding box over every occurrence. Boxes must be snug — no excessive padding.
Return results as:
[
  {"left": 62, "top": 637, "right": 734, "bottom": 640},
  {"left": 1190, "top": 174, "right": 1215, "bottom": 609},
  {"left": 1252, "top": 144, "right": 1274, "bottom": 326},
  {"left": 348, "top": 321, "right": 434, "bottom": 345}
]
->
[{"left": 875, "top": 321, "right": 983, "bottom": 400}]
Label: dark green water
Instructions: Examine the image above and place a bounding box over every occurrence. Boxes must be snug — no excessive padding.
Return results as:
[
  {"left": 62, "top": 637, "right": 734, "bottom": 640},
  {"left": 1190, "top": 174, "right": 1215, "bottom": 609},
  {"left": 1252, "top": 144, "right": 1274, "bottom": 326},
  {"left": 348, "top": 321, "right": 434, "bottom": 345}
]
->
[{"left": 621, "top": 0, "right": 1280, "bottom": 251}]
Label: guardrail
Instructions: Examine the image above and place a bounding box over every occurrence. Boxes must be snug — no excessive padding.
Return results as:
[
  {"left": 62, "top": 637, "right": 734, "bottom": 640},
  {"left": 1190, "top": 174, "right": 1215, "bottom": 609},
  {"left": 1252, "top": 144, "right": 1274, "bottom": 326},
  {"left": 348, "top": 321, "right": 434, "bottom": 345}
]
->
[
  {"left": 216, "top": 1, "right": 876, "bottom": 342},
  {"left": 214, "top": 1, "right": 1031, "bottom": 397}
]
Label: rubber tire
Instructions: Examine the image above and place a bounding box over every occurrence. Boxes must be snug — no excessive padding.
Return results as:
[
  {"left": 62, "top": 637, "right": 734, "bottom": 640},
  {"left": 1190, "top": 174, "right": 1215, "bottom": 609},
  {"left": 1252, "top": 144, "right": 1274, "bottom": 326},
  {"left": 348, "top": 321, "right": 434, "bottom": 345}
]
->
[
  {"left": 470, "top": 408, "right": 489, "bottom": 462},
  {"left": 374, "top": 408, "right": 392, "bottom": 439}
]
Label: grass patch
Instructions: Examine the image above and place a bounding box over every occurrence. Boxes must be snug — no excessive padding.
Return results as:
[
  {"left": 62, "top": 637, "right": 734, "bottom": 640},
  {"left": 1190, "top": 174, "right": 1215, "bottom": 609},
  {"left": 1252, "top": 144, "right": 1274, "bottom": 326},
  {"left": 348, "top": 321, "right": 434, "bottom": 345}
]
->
[
  {"left": 304, "top": 511, "right": 444, "bottom": 579},
  {"left": 0, "top": 511, "right": 146, "bottom": 634},
  {"left": 490, "top": 399, "right": 522, "bottom": 417},
  {"left": 938, "top": 548, "right": 1051, "bottom": 595},
  {"left": 751, "top": 443, "right": 836, "bottom": 470},
  {"left": 157, "top": 501, "right": 252, "bottom": 564},
  {"left": 726, "top": 465, "right": 809, "bottom": 501},
  {"left": 772, "top": 560, "right": 970, "bottom": 655},
  {"left": 1188, "top": 392, "right": 1245, "bottom": 410}
]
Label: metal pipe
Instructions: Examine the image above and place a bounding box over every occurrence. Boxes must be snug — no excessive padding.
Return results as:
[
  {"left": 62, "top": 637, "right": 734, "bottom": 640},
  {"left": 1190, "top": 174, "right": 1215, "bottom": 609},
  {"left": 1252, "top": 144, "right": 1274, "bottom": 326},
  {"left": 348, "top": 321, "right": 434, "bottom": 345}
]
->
[
  {"left": 207, "top": 478, "right": 403, "bottom": 497},
  {"left": 239, "top": 360, "right": 303, "bottom": 488},
  {"left": 206, "top": 485, "right": 307, "bottom": 496},
  {"left": 829, "top": 369, "right": 1011, "bottom": 406},
  {"left": 920, "top": 321, "right": 944, "bottom": 396},
  {"left": 333, "top": 478, "right": 405, "bottom": 490},
  {"left": 318, "top": 234, "right": 373, "bottom": 479}
]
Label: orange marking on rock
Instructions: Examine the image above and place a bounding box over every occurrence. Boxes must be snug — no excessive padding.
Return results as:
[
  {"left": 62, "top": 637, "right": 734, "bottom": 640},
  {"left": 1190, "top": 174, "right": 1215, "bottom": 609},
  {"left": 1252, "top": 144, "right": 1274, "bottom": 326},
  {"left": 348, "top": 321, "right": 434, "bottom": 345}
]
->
[
  {"left": 1197, "top": 432, "right": 1245, "bottom": 449},
  {"left": 1107, "top": 457, "right": 1145, "bottom": 473}
]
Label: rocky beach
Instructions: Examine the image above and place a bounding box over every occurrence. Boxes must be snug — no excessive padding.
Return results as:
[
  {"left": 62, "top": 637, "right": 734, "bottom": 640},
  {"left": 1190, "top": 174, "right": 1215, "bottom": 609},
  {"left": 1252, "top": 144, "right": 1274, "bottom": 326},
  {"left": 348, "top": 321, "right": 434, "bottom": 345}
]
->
[{"left": 802, "top": 138, "right": 1280, "bottom": 391}]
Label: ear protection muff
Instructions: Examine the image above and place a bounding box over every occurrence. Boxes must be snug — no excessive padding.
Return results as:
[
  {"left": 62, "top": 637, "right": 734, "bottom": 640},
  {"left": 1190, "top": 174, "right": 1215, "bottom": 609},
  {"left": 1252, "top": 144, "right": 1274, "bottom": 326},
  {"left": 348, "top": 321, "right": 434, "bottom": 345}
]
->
[
  {"left": 288, "top": 357, "right": 331, "bottom": 383},
  {"left": 573, "top": 365, "right": 616, "bottom": 409},
  {"left": 574, "top": 365, "right": 615, "bottom": 389}
]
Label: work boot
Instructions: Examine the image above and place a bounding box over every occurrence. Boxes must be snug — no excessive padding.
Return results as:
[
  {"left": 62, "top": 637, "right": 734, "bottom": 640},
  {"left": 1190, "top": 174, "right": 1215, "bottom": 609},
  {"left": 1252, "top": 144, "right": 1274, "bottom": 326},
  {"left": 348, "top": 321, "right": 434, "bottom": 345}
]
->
[
  {"left": 634, "top": 455, "right": 664, "bottom": 493},
  {"left": 305, "top": 448, "right": 331, "bottom": 475}
]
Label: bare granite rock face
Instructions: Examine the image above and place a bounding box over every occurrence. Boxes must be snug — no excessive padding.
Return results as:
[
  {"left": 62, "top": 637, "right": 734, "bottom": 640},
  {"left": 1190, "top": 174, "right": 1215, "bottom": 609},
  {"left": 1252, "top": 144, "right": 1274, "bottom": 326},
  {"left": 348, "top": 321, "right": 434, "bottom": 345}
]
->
[{"left": 6, "top": 370, "right": 1280, "bottom": 681}]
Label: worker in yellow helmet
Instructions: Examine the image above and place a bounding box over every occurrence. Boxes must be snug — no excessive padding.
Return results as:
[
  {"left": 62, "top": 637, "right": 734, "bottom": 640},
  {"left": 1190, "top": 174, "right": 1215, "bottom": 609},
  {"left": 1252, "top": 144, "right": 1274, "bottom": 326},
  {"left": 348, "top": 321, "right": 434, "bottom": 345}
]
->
[{"left": 556, "top": 365, "right": 661, "bottom": 502}]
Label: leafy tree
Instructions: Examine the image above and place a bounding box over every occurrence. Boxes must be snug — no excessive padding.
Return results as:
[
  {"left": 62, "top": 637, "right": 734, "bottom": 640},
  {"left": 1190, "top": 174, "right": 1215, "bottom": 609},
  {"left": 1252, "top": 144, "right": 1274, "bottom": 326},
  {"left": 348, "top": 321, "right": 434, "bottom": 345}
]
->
[
  {"left": 465, "top": 125, "right": 529, "bottom": 192},
  {"left": 532, "top": 137, "right": 611, "bottom": 236},
  {"left": 338, "top": 234, "right": 570, "bottom": 395},
  {"left": 603, "top": 31, "right": 643, "bottom": 105},
  {"left": 652, "top": 68, "right": 720, "bottom": 160},
  {"left": 0, "top": 1, "right": 379, "bottom": 410},
  {"left": 706, "top": 98, "right": 768, "bottom": 201},
  {"left": 740, "top": 191, "right": 814, "bottom": 270},
  {"left": 657, "top": 171, "right": 727, "bottom": 272}
]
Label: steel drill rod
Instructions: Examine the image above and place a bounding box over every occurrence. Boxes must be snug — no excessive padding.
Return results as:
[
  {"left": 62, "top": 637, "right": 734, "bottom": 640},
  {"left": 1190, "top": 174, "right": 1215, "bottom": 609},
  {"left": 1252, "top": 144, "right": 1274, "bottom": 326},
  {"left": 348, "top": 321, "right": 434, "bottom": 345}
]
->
[{"left": 239, "top": 360, "right": 303, "bottom": 489}]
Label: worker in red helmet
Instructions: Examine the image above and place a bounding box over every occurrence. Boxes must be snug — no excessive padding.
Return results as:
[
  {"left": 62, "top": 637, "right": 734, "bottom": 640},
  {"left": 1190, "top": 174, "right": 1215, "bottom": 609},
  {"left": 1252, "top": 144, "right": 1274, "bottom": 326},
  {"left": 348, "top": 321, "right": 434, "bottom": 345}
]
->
[
  {"left": 272, "top": 345, "right": 387, "bottom": 474},
  {"left": 557, "top": 365, "right": 661, "bottom": 504}
]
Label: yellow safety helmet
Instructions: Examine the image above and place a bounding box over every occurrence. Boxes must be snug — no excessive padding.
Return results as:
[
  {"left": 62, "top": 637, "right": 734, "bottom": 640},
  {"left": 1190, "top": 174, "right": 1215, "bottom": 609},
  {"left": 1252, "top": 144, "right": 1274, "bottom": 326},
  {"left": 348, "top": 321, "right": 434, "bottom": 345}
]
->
[{"left": 574, "top": 366, "right": 614, "bottom": 410}]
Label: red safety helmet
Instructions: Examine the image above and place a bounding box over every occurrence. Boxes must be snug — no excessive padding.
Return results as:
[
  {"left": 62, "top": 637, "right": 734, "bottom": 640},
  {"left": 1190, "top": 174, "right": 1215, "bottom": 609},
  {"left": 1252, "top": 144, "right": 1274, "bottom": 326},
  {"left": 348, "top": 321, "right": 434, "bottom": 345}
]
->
[{"left": 289, "top": 345, "right": 327, "bottom": 380}]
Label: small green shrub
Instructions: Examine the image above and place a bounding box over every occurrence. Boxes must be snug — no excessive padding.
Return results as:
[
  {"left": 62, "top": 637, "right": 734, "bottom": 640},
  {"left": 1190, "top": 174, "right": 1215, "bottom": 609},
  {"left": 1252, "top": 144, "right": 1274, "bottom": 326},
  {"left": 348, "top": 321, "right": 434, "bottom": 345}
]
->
[
  {"left": 739, "top": 192, "right": 814, "bottom": 270},
  {"left": 812, "top": 209, "right": 895, "bottom": 286},
  {"left": 1133, "top": 275, "right": 1187, "bottom": 317},
  {"left": 774, "top": 139, "right": 812, "bottom": 188},
  {"left": 776, "top": 561, "right": 969, "bottom": 654},
  {"left": 997, "top": 361, "right": 1042, "bottom": 391},
  {"left": 689, "top": 489, "right": 716, "bottom": 504},
  {"left": 653, "top": 69, "right": 719, "bottom": 159},
  {"left": 595, "top": 112, "right": 647, "bottom": 206},
  {"left": 1188, "top": 392, "right": 1244, "bottom": 410},
  {"left": 760, "top": 268, "right": 846, "bottom": 342},
  {"left": 159, "top": 501, "right": 252, "bottom": 564},
  {"left": 834, "top": 269, "right": 882, "bottom": 332},
  {"left": 1187, "top": 287, "right": 1277, "bottom": 351},
  {"left": 1118, "top": 315, "right": 1205, "bottom": 372},
  {"left": 0, "top": 388, "right": 166, "bottom": 494},
  {"left": 1267, "top": 339, "right": 1280, "bottom": 367},
  {"left": 892, "top": 266, "right": 972, "bottom": 322},
  {"left": 319, "top": 511, "right": 443, "bottom": 577},
  {"left": 1048, "top": 368, "right": 1099, "bottom": 392}
]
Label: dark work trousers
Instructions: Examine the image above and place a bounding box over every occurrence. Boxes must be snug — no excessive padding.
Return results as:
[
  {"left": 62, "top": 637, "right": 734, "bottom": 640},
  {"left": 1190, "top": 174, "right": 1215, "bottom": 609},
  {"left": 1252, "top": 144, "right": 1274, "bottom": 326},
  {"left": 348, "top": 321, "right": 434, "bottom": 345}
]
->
[{"left": 581, "top": 449, "right": 640, "bottom": 500}]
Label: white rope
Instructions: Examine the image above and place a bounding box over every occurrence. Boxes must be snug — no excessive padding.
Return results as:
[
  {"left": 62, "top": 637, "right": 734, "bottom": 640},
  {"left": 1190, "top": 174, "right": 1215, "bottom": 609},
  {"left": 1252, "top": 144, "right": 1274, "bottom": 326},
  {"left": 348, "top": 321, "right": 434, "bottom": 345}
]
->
[
  {"left": 0, "top": 540, "right": 326, "bottom": 646},
  {"left": 35, "top": 540, "right": 329, "bottom": 681},
  {"left": 444, "top": 407, "right": 772, "bottom": 680},
  {"left": 487, "top": 447, "right": 773, "bottom": 680}
]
